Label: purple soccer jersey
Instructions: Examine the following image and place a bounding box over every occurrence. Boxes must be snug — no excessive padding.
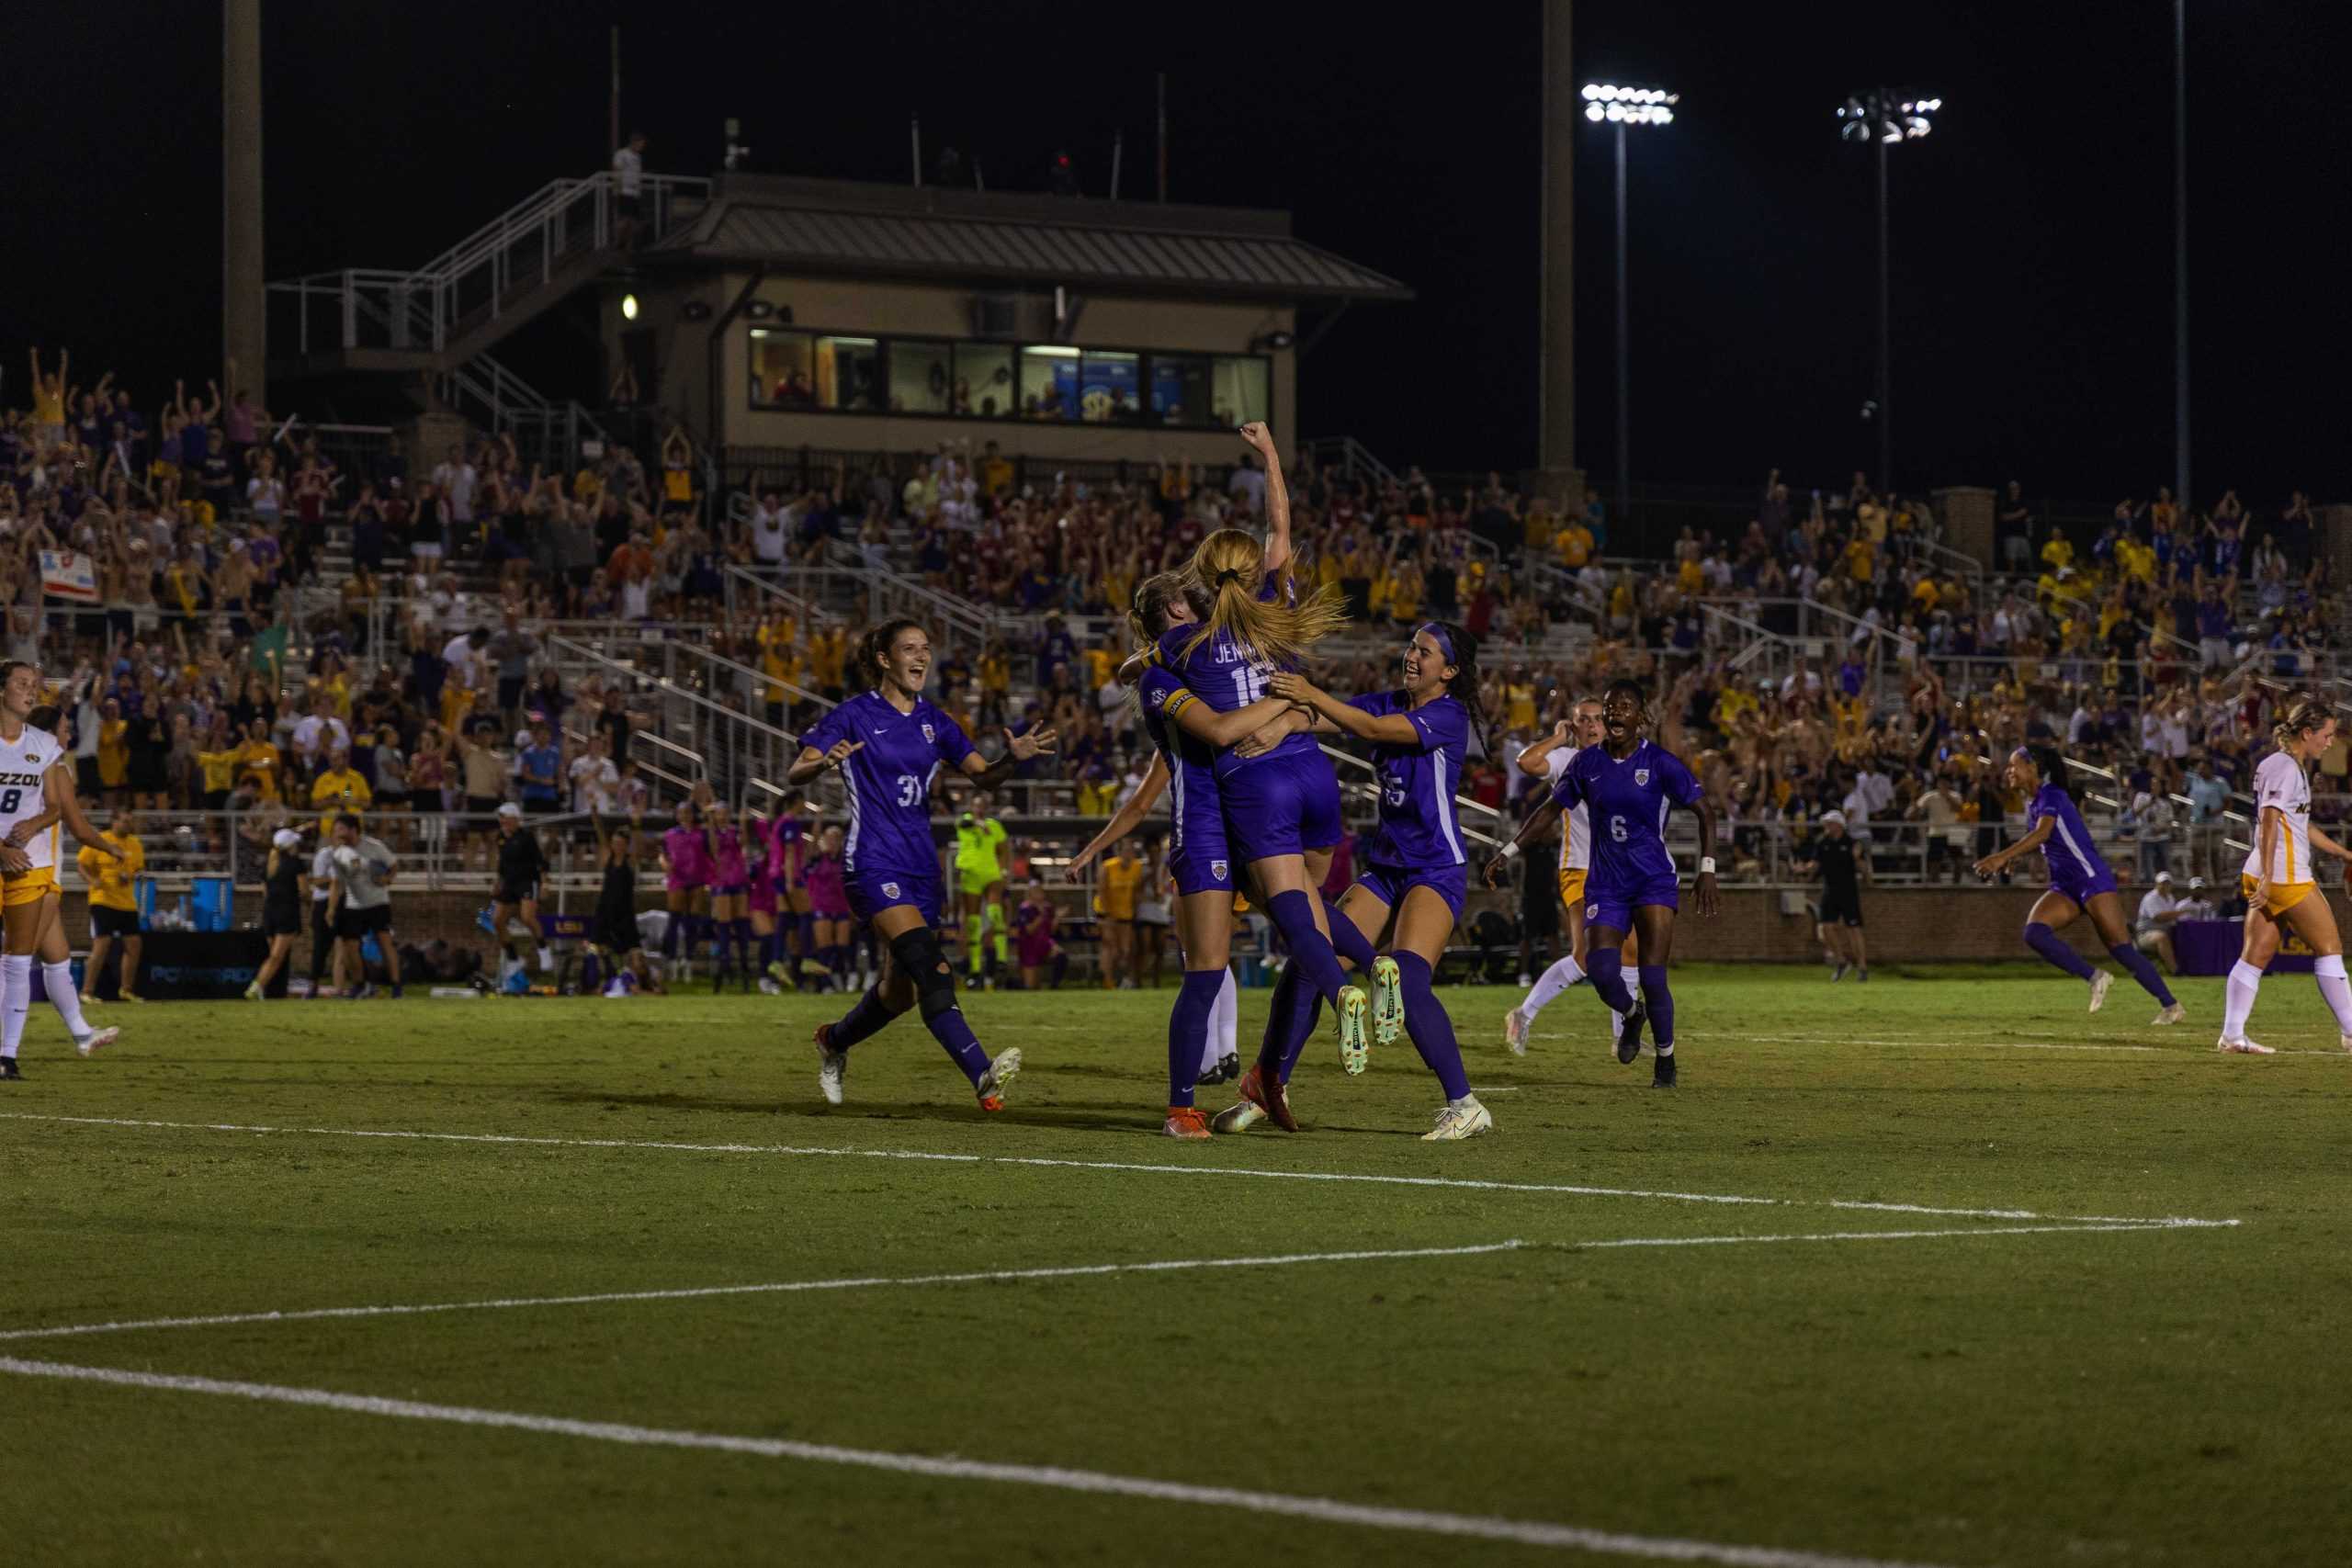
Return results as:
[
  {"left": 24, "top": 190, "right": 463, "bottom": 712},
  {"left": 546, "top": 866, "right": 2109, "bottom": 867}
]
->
[{"left": 801, "top": 691, "right": 976, "bottom": 881}]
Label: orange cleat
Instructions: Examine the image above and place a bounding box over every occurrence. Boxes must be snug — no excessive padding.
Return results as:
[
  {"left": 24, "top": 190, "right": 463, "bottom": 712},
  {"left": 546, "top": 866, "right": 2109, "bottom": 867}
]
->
[
  {"left": 978, "top": 1096, "right": 1006, "bottom": 1111},
  {"left": 1239, "top": 1062, "right": 1297, "bottom": 1133},
  {"left": 1162, "top": 1106, "right": 1212, "bottom": 1140}
]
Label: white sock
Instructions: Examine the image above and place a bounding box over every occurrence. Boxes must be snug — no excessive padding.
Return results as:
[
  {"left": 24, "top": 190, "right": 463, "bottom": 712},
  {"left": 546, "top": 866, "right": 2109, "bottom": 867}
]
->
[
  {"left": 2222, "top": 959, "right": 2265, "bottom": 1042},
  {"left": 1216, "top": 968, "right": 1238, "bottom": 1058},
  {"left": 2314, "top": 955, "right": 2352, "bottom": 1035},
  {"left": 42, "top": 961, "right": 90, "bottom": 1037},
  {"left": 1, "top": 953, "right": 30, "bottom": 1057},
  {"left": 1519, "top": 953, "right": 1584, "bottom": 1021}
]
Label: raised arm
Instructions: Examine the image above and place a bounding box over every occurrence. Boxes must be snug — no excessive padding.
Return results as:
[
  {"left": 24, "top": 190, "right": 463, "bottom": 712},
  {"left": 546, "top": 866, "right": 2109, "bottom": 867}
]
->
[
  {"left": 1516, "top": 719, "right": 1573, "bottom": 776},
  {"left": 961, "top": 726, "right": 1058, "bottom": 788},
  {"left": 1238, "top": 423, "right": 1289, "bottom": 581}
]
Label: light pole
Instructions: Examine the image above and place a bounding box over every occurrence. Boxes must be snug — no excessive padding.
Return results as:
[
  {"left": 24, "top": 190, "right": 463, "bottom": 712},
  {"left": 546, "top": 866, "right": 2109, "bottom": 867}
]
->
[
  {"left": 1582, "top": 82, "right": 1676, "bottom": 535},
  {"left": 1837, "top": 90, "right": 1939, "bottom": 500}
]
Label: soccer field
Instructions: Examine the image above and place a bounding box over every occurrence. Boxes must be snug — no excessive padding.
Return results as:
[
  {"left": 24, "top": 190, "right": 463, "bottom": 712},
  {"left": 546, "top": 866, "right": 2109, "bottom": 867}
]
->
[{"left": 4, "top": 968, "right": 2349, "bottom": 1566}]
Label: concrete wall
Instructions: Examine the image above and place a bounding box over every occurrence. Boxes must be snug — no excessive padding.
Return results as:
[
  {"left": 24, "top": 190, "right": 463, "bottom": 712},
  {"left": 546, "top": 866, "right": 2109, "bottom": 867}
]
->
[{"left": 1933, "top": 485, "right": 1996, "bottom": 569}]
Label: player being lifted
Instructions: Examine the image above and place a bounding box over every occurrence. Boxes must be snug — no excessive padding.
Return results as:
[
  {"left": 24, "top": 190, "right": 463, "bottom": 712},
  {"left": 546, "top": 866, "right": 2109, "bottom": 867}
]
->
[{"left": 0, "top": 662, "right": 123, "bottom": 1077}]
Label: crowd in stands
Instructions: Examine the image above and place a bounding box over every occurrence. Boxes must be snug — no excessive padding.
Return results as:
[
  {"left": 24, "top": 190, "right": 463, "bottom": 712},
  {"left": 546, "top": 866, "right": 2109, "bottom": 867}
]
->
[{"left": 10, "top": 341, "right": 2343, "bottom": 908}]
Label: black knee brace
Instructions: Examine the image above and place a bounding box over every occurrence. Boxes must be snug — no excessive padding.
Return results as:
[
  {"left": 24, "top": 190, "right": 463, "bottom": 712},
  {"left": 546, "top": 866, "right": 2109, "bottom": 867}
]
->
[{"left": 889, "top": 926, "right": 961, "bottom": 1021}]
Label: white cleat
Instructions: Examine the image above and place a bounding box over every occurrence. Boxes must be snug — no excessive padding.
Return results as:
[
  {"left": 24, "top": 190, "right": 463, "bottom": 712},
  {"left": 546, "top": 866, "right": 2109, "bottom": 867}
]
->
[
  {"left": 976, "top": 1046, "right": 1022, "bottom": 1108},
  {"left": 74, "top": 1027, "right": 120, "bottom": 1058},
  {"left": 2216, "top": 1035, "right": 2275, "bottom": 1055},
  {"left": 2341, "top": 1033, "right": 2352, "bottom": 1055},
  {"left": 2087, "top": 971, "right": 2113, "bottom": 1013},
  {"left": 1503, "top": 1008, "right": 1531, "bottom": 1055},
  {"left": 1421, "top": 1095, "right": 1494, "bottom": 1142},
  {"left": 1212, "top": 1100, "right": 1266, "bottom": 1134},
  {"left": 815, "top": 1029, "right": 848, "bottom": 1105},
  {"left": 2153, "top": 1003, "right": 2187, "bottom": 1026}
]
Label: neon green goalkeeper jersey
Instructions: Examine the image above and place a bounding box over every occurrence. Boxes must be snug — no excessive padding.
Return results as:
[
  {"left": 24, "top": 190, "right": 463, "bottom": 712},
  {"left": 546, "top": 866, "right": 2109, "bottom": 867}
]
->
[{"left": 956, "top": 817, "right": 1009, "bottom": 883}]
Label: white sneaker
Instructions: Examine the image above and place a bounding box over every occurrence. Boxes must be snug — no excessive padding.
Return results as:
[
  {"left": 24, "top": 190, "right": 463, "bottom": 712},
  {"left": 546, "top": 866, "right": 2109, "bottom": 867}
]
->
[
  {"left": 816, "top": 1031, "right": 849, "bottom": 1104},
  {"left": 2087, "top": 971, "right": 2114, "bottom": 1013},
  {"left": 757, "top": 977, "right": 782, "bottom": 996},
  {"left": 74, "top": 1027, "right": 121, "bottom": 1058},
  {"left": 976, "top": 1046, "right": 1022, "bottom": 1107},
  {"left": 1422, "top": 1095, "right": 1494, "bottom": 1142},
  {"left": 2341, "top": 1032, "right": 2352, "bottom": 1055},
  {"left": 1503, "top": 1008, "right": 1531, "bottom": 1055},
  {"left": 2216, "top": 1035, "right": 2275, "bottom": 1055},
  {"left": 1212, "top": 1100, "right": 1266, "bottom": 1134},
  {"left": 2153, "top": 1003, "right": 2186, "bottom": 1026}
]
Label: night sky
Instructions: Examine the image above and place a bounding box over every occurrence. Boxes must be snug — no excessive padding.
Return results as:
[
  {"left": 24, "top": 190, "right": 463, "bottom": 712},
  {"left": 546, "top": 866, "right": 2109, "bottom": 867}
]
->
[{"left": 7, "top": 1, "right": 2346, "bottom": 507}]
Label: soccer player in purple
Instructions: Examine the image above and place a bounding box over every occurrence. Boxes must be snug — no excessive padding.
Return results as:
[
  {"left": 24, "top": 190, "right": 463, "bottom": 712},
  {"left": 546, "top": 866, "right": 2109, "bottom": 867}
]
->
[
  {"left": 1070, "top": 572, "right": 1294, "bottom": 1139},
  {"left": 1972, "top": 745, "right": 2182, "bottom": 1023},
  {"left": 1484, "top": 679, "right": 1717, "bottom": 1089},
  {"left": 1147, "top": 526, "right": 1358, "bottom": 1132},
  {"left": 1268, "top": 619, "right": 1491, "bottom": 1139},
  {"left": 787, "top": 618, "right": 1057, "bottom": 1111}
]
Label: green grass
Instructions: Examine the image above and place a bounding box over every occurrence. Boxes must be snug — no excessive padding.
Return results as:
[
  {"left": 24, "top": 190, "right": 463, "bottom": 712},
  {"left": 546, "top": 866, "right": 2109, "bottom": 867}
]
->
[{"left": 5, "top": 966, "right": 2352, "bottom": 1566}]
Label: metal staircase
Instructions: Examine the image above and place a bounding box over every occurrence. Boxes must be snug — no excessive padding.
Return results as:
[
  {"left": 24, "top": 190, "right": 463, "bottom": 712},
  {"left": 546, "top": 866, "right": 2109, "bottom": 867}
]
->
[{"left": 269, "top": 170, "right": 707, "bottom": 372}]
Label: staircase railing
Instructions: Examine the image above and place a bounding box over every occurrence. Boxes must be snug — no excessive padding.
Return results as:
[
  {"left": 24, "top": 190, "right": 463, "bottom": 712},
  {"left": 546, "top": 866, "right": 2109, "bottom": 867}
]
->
[
  {"left": 1303, "top": 436, "right": 1397, "bottom": 491},
  {"left": 269, "top": 171, "right": 707, "bottom": 357}
]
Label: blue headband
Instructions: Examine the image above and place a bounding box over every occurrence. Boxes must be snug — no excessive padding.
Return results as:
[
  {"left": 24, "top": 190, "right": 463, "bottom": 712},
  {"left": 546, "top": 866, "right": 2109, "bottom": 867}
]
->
[{"left": 1419, "top": 623, "right": 1455, "bottom": 667}]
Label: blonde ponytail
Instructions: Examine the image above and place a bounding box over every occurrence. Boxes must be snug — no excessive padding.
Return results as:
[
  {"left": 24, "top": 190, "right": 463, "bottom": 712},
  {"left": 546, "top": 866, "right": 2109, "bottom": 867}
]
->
[{"left": 1176, "top": 528, "right": 1348, "bottom": 671}]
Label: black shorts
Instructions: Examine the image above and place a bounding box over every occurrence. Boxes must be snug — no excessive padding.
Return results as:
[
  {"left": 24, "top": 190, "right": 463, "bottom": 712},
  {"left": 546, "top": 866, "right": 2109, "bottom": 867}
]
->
[
  {"left": 90, "top": 905, "right": 141, "bottom": 938},
  {"left": 1519, "top": 877, "right": 1560, "bottom": 938},
  {"left": 1819, "top": 890, "right": 1865, "bottom": 929},
  {"left": 263, "top": 902, "right": 303, "bottom": 938},
  {"left": 465, "top": 795, "right": 503, "bottom": 818},
  {"left": 76, "top": 756, "right": 102, "bottom": 797},
  {"left": 336, "top": 903, "right": 393, "bottom": 940},
  {"left": 593, "top": 910, "right": 640, "bottom": 953},
  {"left": 495, "top": 880, "right": 540, "bottom": 908}
]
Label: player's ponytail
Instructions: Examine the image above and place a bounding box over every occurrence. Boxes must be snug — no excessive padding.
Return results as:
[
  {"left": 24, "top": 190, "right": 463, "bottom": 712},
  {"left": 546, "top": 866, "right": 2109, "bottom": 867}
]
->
[
  {"left": 856, "top": 617, "right": 925, "bottom": 690},
  {"left": 2022, "top": 744, "right": 2070, "bottom": 799},
  {"left": 2271, "top": 694, "right": 2332, "bottom": 754},
  {"left": 1176, "top": 528, "right": 1348, "bottom": 671}
]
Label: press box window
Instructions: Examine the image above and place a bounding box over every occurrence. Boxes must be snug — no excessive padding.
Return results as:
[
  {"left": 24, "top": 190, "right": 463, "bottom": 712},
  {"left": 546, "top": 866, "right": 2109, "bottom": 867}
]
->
[
  {"left": 816, "top": 336, "right": 881, "bottom": 411},
  {"left": 888, "top": 340, "right": 955, "bottom": 414},
  {"left": 1020, "top": 346, "right": 1080, "bottom": 420},
  {"left": 749, "top": 328, "right": 815, "bottom": 407}
]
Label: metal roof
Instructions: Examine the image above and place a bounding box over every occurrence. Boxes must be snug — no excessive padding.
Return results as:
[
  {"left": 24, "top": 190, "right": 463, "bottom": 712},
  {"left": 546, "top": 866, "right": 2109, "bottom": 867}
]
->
[{"left": 659, "top": 187, "right": 1411, "bottom": 304}]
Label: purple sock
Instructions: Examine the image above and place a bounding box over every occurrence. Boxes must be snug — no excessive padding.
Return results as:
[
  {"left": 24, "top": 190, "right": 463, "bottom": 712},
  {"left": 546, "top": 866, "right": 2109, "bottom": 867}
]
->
[
  {"left": 708, "top": 919, "right": 732, "bottom": 972},
  {"left": 2109, "top": 942, "right": 2177, "bottom": 1007},
  {"left": 1169, "top": 969, "right": 1226, "bottom": 1107},
  {"left": 797, "top": 912, "right": 818, "bottom": 964},
  {"left": 1266, "top": 890, "right": 1351, "bottom": 1009},
  {"left": 734, "top": 919, "right": 755, "bottom": 964},
  {"left": 1586, "top": 946, "right": 1637, "bottom": 1013},
  {"left": 921, "top": 1002, "right": 992, "bottom": 1088},
  {"left": 829, "top": 987, "right": 899, "bottom": 1050},
  {"left": 578, "top": 952, "right": 602, "bottom": 993},
  {"left": 1323, "top": 897, "right": 1376, "bottom": 975},
  {"left": 2025, "top": 921, "right": 2096, "bottom": 981},
  {"left": 1049, "top": 950, "right": 1069, "bottom": 987},
  {"left": 661, "top": 916, "right": 682, "bottom": 959},
  {"left": 1393, "top": 951, "right": 1471, "bottom": 1100},
  {"left": 1251, "top": 960, "right": 1326, "bottom": 1083},
  {"left": 1637, "top": 964, "right": 1675, "bottom": 1054}
]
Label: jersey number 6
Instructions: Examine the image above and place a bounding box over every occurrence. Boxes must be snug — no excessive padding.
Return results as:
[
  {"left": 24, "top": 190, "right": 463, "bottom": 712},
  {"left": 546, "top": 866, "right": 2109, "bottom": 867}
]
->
[{"left": 1608, "top": 814, "right": 1628, "bottom": 843}]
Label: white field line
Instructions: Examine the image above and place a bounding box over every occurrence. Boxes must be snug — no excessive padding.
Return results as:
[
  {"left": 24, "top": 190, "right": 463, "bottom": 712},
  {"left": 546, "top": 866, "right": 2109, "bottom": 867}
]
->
[
  {"left": 0, "top": 1241, "right": 1524, "bottom": 1345},
  {"left": 1523, "top": 1026, "right": 2350, "bottom": 1058},
  {"left": 1576, "top": 1222, "right": 2173, "bottom": 1250},
  {"left": 0, "top": 1111, "right": 2241, "bottom": 1230},
  {"left": 0, "top": 1355, "right": 1978, "bottom": 1568},
  {"left": 0, "top": 1222, "right": 2185, "bottom": 1348}
]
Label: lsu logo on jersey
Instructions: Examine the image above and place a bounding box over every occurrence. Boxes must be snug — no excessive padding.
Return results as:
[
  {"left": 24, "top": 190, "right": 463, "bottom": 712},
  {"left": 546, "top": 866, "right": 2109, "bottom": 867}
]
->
[
  {"left": 1149, "top": 686, "right": 1168, "bottom": 708},
  {"left": 1634, "top": 768, "right": 1650, "bottom": 786},
  {"left": 1210, "top": 860, "right": 1228, "bottom": 882},
  {"left": 881, "top": 881, "right": 901, "bottom": 900},
  {"left": 1586, "top": 904, "right": 1600, "bottom": 919}
]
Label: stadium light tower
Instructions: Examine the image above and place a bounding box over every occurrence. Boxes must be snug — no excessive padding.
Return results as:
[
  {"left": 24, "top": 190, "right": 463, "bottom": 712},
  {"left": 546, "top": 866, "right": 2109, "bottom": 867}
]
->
[
  {"left": 1837, "top": 89, "right": 1939, "bottom": 499},
  {"left": 1582, "top": 82, "right": 1677, "bottom": 533}
]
